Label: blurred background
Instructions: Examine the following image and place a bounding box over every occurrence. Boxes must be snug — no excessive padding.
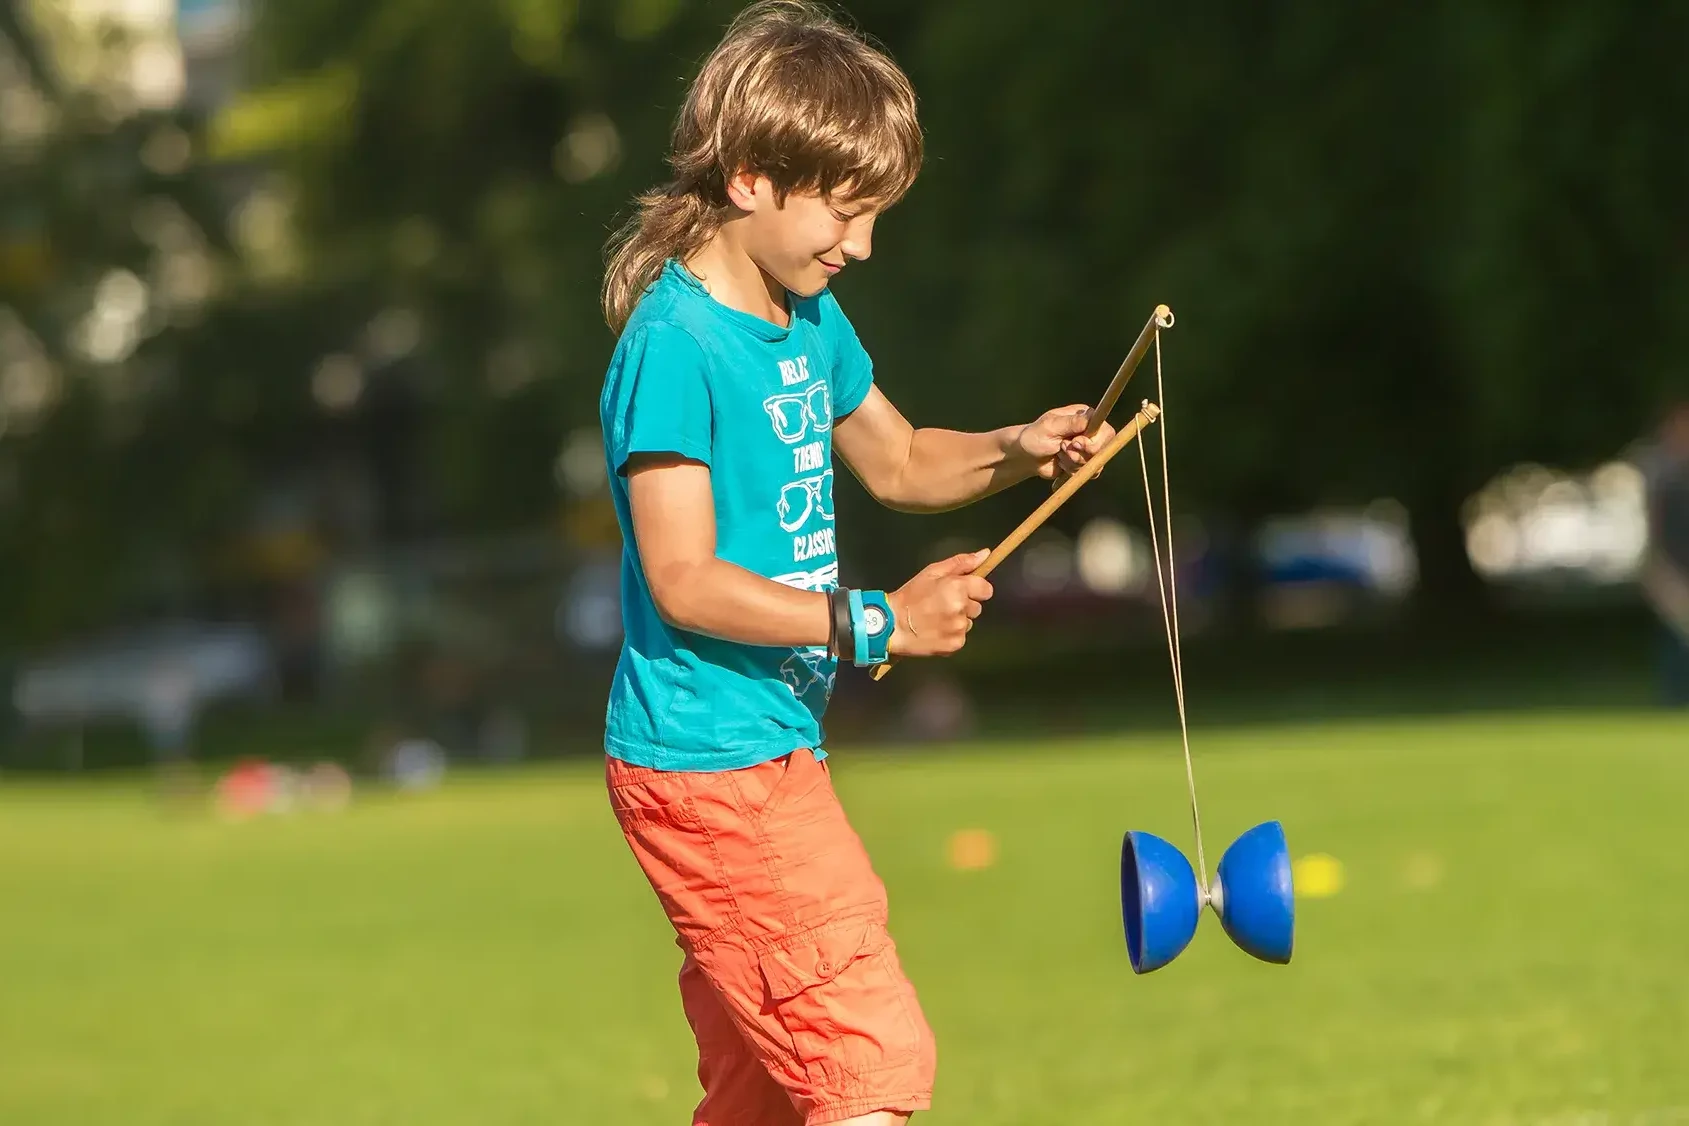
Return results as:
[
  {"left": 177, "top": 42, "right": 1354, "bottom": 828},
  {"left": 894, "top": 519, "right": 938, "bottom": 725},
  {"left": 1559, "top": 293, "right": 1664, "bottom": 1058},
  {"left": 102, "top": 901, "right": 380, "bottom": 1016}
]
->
[
  {"left": 2, "top": 0, "right": 1684, "bottom": 780},
  {"left": 4, "top": 4, "right": 1689, "bottom": 1124}
]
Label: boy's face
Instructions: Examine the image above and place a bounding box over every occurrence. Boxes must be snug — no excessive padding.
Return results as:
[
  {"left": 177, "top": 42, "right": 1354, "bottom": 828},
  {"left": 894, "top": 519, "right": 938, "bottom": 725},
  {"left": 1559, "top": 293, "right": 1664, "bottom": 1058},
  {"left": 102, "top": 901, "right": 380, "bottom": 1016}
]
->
[{"left": 728, "top": 173, "right": 882, "bottom": 298}]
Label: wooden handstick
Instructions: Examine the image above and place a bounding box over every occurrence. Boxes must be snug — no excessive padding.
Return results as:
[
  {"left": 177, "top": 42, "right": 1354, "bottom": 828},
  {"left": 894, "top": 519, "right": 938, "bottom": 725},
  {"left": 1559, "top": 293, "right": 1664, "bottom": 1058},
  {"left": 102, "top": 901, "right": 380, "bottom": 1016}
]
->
[
  {"left": 974, "top": 401, "right": 1162, "bottom": 579},
  {"left": 1087, "top": 305, "right": 1175, "bottom": 437},
  {"left": 870, "top": 401, "right": 1162, "bottom": 682}
]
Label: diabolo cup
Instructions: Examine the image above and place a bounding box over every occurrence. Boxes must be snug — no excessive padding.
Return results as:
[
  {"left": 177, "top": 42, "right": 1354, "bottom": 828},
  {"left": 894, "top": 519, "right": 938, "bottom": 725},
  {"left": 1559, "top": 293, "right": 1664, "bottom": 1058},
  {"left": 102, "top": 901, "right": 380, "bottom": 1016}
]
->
[
  {"left": 1119, "top": 830, "right": 1201, "bottom": 974},
  {"left": 1212, "top": 819, "right": 1295, "bottom": 965}
]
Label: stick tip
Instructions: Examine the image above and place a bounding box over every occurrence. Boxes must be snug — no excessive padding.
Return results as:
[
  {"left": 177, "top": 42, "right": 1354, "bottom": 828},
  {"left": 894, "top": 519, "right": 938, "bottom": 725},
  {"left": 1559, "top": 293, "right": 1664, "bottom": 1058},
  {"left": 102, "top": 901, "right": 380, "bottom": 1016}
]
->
[{"left": 1153, "top": 304, "right": 1175, "bottom": 329}]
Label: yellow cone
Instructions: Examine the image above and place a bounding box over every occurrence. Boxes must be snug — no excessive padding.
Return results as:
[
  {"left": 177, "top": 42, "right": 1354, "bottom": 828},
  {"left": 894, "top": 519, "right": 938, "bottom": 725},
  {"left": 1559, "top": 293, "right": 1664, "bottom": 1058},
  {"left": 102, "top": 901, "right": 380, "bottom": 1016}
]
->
[
  {"left": 947, "top": 829, "right": 997, "bottom": 871},
  {"left": 1292, "top": 853, "right": 1345, "bottom": 898}
]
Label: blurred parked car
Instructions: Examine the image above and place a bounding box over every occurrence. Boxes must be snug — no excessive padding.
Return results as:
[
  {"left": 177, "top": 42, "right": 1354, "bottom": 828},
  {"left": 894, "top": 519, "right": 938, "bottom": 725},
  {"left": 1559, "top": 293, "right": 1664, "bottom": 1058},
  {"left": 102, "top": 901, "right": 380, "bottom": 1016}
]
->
[{"left": 9, "top": 621, "right": 277, "bottom": 754}]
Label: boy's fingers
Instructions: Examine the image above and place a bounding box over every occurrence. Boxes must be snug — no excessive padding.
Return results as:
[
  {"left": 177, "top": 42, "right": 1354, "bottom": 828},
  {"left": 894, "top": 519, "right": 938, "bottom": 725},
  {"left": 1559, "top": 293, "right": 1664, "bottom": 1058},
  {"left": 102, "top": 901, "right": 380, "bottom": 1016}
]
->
[
  {"left": 929, "top": 549, "right": 989, "bottom": 577},
  {"left": 1065, "top": 431, "right": 1109, "bottom": 458},
  {"left": 1050, "top": 408, "right": 1091, "bottom": 437}
]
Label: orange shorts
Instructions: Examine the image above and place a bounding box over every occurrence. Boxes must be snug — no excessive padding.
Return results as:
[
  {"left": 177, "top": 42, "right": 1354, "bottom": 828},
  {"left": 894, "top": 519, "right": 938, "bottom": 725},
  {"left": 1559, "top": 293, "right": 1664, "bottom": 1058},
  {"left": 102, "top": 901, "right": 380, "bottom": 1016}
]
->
[{"left": 607, "top": 748, "right": 936, "bottom": 1126}]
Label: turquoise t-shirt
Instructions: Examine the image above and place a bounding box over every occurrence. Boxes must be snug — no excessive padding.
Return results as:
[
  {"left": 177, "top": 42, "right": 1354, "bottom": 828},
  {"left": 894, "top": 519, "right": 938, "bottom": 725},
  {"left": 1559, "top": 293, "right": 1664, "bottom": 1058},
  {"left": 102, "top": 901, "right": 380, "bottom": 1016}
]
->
[{"left": 599, "top": 260, "right": 875, "bottom": 771}]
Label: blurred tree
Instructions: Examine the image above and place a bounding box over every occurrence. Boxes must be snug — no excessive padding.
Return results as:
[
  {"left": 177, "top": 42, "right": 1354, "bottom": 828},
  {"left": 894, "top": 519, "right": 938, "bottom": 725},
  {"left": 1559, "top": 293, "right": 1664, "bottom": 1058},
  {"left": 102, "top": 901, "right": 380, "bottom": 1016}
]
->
[
  {"left": 3, "top": 0, "right": 1686, "bottom": 649},
  {"left": 229, "top": 0, "right": 764, "bottom": 535},
  {"left": 0, "top": 2, "right": 260, "bottom": 642},
  {"left": 850, "top": 0, "right": 1689, "bottom": 611}
]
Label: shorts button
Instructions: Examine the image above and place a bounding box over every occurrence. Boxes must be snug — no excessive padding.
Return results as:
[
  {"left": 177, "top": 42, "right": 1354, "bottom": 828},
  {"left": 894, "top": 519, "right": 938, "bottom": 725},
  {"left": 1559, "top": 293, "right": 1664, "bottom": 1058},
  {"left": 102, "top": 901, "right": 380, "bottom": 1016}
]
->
[{"left": 816, "top": 960, "right": 832, "bottom": 975}]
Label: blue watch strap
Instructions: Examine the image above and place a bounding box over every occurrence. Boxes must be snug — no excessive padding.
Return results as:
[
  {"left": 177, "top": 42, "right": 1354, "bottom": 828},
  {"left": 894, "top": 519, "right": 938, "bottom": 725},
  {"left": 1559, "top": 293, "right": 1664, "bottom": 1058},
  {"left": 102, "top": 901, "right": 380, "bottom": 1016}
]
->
[{"left": 848, "top": 589, "right": 894, "bottom": 667}]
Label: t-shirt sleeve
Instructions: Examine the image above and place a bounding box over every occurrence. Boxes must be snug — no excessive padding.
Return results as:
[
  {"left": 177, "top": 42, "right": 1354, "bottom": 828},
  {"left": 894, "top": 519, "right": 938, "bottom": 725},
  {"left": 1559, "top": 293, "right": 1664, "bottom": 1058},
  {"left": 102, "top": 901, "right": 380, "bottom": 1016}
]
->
[
  {"left": 822, "top": 293, "right": 875, "bottom": 418},
  {"left": 605, "top": 322, "right": 714, "bottom": 475}
]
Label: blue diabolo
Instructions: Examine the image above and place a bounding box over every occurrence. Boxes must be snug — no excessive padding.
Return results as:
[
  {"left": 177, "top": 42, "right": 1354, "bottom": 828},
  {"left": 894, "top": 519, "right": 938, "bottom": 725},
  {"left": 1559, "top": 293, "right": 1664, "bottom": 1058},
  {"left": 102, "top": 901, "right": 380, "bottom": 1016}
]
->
[{"left": 1119, "top": 820, "right": 1296, "bottom": 974}]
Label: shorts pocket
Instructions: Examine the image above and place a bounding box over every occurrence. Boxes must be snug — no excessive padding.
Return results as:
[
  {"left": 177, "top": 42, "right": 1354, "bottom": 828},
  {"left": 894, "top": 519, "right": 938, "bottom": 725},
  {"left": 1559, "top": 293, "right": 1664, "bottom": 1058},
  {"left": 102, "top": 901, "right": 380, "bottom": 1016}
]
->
[
  {"left": 609, "top": 773, "right": 738, "bottom": 947},
  {"left": 757, "top": 917, "right": 923, "bottom": 1084},
  {"left": 607, "top": 760, "right": 706, "bottom": 828},
  {"left": 726, "top": 748, "right": 822, "bottom": 824}
]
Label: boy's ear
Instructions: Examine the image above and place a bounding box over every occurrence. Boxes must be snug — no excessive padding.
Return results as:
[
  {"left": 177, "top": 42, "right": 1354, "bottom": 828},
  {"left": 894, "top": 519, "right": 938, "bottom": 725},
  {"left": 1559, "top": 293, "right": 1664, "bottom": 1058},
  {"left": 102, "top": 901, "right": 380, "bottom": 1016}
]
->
[{"left": 724, "top": 168, "right": 764, "bottom": 212}]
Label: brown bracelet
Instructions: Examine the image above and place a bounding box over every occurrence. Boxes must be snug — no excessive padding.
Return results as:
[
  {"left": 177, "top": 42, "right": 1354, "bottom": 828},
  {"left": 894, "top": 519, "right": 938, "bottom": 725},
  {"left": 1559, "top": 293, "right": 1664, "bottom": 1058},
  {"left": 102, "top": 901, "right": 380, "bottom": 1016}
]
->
[{"left": 828, "top": 587, "right": 855, "bottom": 660}]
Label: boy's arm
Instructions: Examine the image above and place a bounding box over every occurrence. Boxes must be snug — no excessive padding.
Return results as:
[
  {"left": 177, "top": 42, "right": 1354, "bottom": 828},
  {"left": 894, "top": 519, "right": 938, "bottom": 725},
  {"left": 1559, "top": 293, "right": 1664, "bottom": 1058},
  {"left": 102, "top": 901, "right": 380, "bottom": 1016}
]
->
[
  {"left": 832, "top": 386, "right": 1116, "bottom": 513},
  {"left": 628, "top": 454, "right": 833, "bottom": 646},
  {"left": 627, "top": 453, "right": 995, "bottom": 652}
]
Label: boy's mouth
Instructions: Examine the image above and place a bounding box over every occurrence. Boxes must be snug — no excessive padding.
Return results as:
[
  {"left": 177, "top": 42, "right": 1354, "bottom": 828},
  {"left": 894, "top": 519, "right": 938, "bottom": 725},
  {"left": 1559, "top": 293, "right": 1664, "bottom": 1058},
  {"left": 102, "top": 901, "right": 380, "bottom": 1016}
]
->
[{"left": 820, "top": 260, "right": 843, "bottom": 275}]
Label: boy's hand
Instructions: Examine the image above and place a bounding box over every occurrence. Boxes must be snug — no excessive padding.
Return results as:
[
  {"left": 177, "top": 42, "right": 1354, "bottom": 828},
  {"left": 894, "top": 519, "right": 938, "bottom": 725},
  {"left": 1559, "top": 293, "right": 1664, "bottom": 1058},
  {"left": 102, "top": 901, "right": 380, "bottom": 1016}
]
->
[
  {"left": 888, "top": 549, "right": 994, "bottom": 657},
  {"left": 1016, "top": 405, "right": 1119, "bottom": 480}
]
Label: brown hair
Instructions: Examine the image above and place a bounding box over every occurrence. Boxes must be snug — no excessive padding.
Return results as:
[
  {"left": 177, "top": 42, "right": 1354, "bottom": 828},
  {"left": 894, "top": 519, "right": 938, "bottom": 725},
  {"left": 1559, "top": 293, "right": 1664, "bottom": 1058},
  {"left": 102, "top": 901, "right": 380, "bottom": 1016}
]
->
[{"left": 601, "top": 0, "right": 922, "bottom": 334}]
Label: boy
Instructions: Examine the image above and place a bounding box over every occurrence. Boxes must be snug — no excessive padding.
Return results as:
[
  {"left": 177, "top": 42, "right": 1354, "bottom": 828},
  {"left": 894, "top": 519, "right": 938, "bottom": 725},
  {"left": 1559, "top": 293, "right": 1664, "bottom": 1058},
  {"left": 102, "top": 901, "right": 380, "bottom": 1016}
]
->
[{"left": 598, "top": 4, "right": 1115, "bottom": 1123}]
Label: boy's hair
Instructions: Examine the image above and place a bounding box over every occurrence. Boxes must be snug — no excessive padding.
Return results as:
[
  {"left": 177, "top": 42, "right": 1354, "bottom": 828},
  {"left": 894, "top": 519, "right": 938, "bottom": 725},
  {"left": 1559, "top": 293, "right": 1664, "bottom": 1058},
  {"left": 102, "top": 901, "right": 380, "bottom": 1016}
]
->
[{"left": 601, "top": 0, "right": 922, "bottom": 334}]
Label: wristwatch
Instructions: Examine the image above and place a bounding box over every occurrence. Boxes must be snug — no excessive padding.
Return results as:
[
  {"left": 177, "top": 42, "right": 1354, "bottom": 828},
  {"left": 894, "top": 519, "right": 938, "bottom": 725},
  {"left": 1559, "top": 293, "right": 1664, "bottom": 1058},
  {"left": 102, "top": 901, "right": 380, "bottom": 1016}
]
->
[
  {"left": 849, "top": 589, "right": 895, "bottom": 667},
  {"left": 828, "top": 587, "right": 896, "bottom": 667}
]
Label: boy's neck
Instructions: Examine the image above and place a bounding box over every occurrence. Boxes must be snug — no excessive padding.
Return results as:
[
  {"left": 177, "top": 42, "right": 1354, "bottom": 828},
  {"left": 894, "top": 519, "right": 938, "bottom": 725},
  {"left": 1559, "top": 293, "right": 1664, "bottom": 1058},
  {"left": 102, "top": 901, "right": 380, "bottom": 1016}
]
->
[{"left": 684, "top": 228, "right": 791, "bottom": 328}]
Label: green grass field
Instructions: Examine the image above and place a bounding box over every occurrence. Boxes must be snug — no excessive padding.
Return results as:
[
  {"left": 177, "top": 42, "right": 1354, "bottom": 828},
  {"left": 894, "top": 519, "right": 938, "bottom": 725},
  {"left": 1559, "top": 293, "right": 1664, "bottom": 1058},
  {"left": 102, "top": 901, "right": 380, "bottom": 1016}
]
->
[{"left": 3, "top": 711, "right": 1687, "bottom": 1125}]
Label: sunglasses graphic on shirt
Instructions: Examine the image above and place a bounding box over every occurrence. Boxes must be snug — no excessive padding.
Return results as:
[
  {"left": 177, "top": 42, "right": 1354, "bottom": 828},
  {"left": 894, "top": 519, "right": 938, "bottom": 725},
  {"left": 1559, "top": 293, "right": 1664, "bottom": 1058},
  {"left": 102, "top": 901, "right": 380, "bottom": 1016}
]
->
[
  {"left": 778, "top": 470, "right": 835, "bottom": 533},
  {"left": 763, "top": 384, "right": 833, "bottom": 445}
]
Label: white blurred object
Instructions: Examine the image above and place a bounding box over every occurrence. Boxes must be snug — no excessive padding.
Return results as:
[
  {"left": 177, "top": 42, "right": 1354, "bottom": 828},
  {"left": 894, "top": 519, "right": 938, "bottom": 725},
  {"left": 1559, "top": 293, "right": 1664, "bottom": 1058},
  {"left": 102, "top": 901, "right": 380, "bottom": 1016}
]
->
[
  {"left": 323, "top": 567, "right": 397, "bottom": 665},
  {"left": 302, "top": 761, "right": 354, "bottom": 811},
  {"left": 1257, "top": 504, "right": 1418, "bottom": 596},
  {"left": 1463, "top": 461, "right": 1648, "bottom": 583},
  {"left": 557, "top": 429, "right": 608, "bottom": 497},
  {"left": 311, "top": 354, "right": 363, "bottom": 413},
  {"left": 12, "top": 622, "right": 274, "bottom": 747},
  {"left": 1020, "top": 533, "right": 1074, "bottom": 594},
  {"left": 387, "top": 739, "right": 447, "bottom": 791},
  {"left": 63, "top": 0, "right": 173, "bottom": 27},
  {"left": 129, "top": 37, "right": 185, "bottom": 110},
  {"left": 49, "top": 0, "right": 191, "bottom": 114},
  {"left": 73, "top": 270, "right": 150, "bottom": 365},
  {"left": 363, "top": 308, "right": 422, "bottom": 365},
  {"left": 560, "top": 557, "right": 622, "bottom": 650},
  {"left": 1077, "top": 517, "right": 1144, "bottom": 595},
  {"left": 555, "top": 113, "right": 621, "bottom": 183}
]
